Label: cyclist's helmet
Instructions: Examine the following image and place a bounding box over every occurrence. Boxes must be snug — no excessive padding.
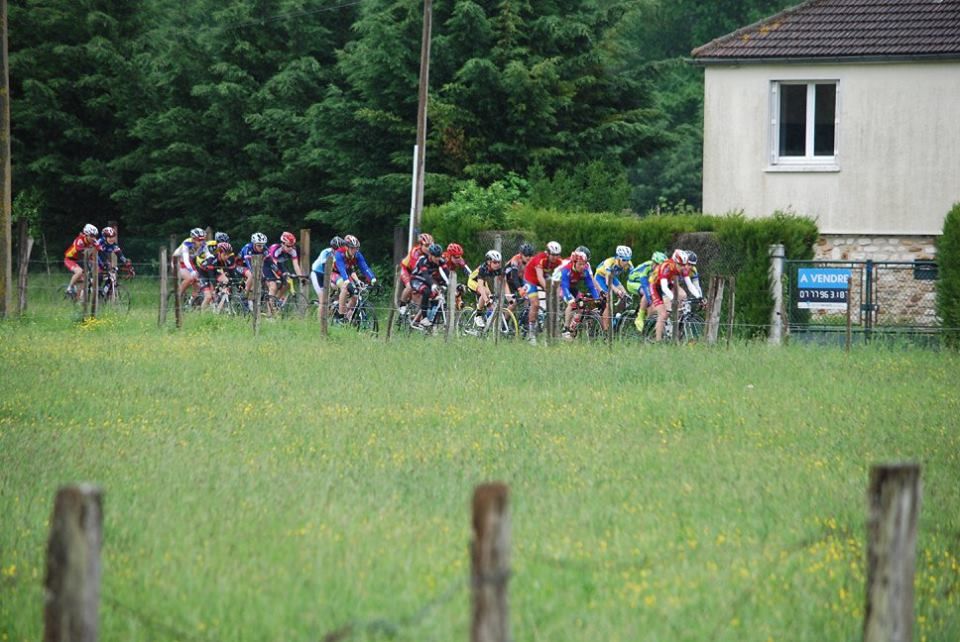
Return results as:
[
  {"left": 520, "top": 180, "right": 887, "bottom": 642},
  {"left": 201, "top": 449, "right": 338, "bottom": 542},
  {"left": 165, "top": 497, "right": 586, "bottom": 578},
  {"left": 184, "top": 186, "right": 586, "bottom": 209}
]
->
[
  {"left": 485, "top": 250, "right": 502, "bottom": 262},
  {"left": 446, "top": 243, "right": 464, "bottom": 257},
  {"left": 190, "top": 227, "right": 206, "bottom": 240},
  {"left": 651, "top": 251, "right": 667, "bottom": 264},
  {"left": 101, "top": 227, "right": 116, "bottom": 238},
  {"left": 330, "top": 235, "right": 345, "bottom": 249},
  {"left": 216, "top": 242, "right": 233, "bottom": 255},
  {"left": 546, "top": 241, "right": 562, "bottom": 256},
  {"left": 427, "top": 243, "right": 444, "bottom": 257},
  {"left": 671, "top": 249, "right": 689, "bottom": 265},
  {"left": 519, "top": 242, "right": 535, "bottom": 257},
  {"left": 615, "top": 245, "right": 633, "bottom": 261},
  {"left": 343, "top": 234, "right": 360, "bottom": 249},
  {"left": 251, "top": 232, "right": 268, "bottom": 244},
  {"left": 83, "top": 224, "right": 99, "bottom": 237},
  {"left": 214, "top": 232, "right": 230, "bottom": 243},
  {"left": 575, "top": 245, "right": 591, "bottom": 260},
  {"left": 280, "top": 231, "right": 297, "bottom": 246},
  {"left": 417, "top": 232, "right": 434, "bottom": 246},
  {"left": 571, "top": 250, "right": 588, "bottom": 265},
  {"left": 686, "top": 251, "right": 698, "bottom": 265}
]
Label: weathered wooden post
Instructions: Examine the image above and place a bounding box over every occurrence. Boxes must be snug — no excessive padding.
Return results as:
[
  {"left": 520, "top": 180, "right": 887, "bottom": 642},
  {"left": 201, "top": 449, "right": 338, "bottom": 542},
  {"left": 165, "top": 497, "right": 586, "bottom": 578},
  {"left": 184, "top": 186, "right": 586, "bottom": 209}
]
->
[
  {"left": 706, "top": 275, "right": 725, "bottom": 345},
  {"left": 671, "top": 275, "right": 680, "bottom": 344},
  {"left": 544, "top": 280, "right": 555, "bottom": 343},
  {"left": 493, "top": 274, "right": 506, "bottom": 344},
  {"left": 17, "top": 218, "right": 32, "bottom": 315},
  {"left": 471, "top": 483, "right": 511, "bottom": 642},
  {"left": 445, "top": 272, "right": 457, "bottom": 342},
  {"left": 90, "top": 250, "right": 99, "bottom": 319},
  {"left": 299, "top": 229, "right": 311, "bottom": 278},
  {"left": 250, "top": 254, "right": 263, "bottom": 336},
  {"left": 769, "top": 243, "right": 785, "bottom": 345},
  {"left": 727, "top": 276, "right": 737, "bottom": 347},
  {"left": 386, "top": 265, "right": 401, "bottom": 341},
  {"left": 864, "top": 463, "right": 921, "bottom": 642},
  {"left": 43, "top": 484, "right": 103, "bottom": 642},
  {"left": 606, "top": 271, "right": 614, "bottom": 348},
  {"left": 319, "top": 253, "right": 333, "bottom": 336},
  {"left": 158, "top": 247, "right": 168, "bottom": 326}
]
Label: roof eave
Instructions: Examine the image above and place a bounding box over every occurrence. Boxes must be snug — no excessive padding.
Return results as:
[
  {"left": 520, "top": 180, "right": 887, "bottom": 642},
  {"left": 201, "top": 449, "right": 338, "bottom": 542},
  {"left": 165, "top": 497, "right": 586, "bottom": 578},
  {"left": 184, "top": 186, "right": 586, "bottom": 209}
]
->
[{"left": 690, "top": 53, "right": 960, "bottom": 66}]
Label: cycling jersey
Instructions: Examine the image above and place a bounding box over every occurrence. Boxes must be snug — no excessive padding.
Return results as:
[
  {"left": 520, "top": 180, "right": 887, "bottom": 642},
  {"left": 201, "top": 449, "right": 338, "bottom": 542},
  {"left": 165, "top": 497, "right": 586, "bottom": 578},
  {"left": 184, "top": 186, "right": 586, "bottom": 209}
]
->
[
  {"left": 401, "top": 246, "right": 424, "bottom": 271},
  {"left": 558, "top": 263, "right": 599, "bottom": 302},
  {"left": 172, "top": 238, "right": 204, "bottom": 274},
  {"left": 626, "top": 260, "right": 657, "bottom": 299},
  {"left": 523, "top": 252, "right": 563, "bottom": 288},
  {"left": 441, "top": 254, "right": 471, "bottom": 283},
  {"left": 651, "top": 259, "right": 691, "bottom": 304},
  {"left": 97, "top": 236, "right": 129, "bottom": 269},
  {"left": 238, "top": 242, "right": 266, "bottom": 270},
  {"left": 331, "top": 247, "right": 375, "bottom": 283},
  {"left": 64, "top": 234, "right": 97, "bottom": 261},
  {"left": 504, "top": 257, "right": 526, "bottom": 292},
  {"left": 467, "top": 263, "right": 501, "bottom": 292},
  {"left": 593, "top": 257, "right": 632, "bottom": 292},
  {"left": 311, "top": 247, "right": 337, "bottom": 275}
]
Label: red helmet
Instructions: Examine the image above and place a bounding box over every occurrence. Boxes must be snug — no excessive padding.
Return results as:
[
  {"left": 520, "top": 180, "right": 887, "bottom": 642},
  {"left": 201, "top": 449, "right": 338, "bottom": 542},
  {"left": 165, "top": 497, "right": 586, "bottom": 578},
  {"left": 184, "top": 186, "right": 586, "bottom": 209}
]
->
[
  {"left": 102, "top": 227, "right": 116, "bottom": 238},
  {"left": 446, "top": 243, "right": 463, "bottom": 257},
  {"left": 571, "top": 250, "right": 588, "bottom": 265},
  {"left": 417, "top": 232, "right": 434, "bottom": 245},
  {"left": 280, "top": 231, "right": 296, "bottom": 246}
]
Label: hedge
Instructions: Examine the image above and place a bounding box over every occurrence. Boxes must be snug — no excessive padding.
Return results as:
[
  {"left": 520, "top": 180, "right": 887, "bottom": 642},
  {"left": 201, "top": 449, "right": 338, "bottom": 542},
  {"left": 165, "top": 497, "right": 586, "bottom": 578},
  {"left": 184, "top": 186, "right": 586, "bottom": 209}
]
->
[
  {"left": 423, "top": 204, "right": 818, "bottom": 337},
  {"left": 936, "top": 202, "right": 960, "bottom": 346}
]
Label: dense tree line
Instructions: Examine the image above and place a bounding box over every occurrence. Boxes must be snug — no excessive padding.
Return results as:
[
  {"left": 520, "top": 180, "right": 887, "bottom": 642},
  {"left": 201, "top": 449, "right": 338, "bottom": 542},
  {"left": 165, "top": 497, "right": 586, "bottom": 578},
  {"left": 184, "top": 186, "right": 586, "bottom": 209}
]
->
[{"left": 11, "top": 0, "right": 795, "bottom": 258}]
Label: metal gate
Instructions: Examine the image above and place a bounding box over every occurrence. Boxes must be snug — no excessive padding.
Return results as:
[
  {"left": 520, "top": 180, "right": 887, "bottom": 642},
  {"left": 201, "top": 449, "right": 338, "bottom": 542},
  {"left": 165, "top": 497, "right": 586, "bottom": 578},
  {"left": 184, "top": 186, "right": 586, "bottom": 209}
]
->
[{"left": 785, "top": 259, "right": 939, "bottom": 344}]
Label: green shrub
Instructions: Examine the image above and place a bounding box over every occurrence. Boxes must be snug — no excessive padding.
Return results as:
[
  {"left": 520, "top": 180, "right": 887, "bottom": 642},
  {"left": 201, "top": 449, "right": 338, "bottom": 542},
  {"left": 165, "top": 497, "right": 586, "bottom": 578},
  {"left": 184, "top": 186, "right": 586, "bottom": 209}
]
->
[
  {"left": 936, "top": 203, "right": 960, "bottom": 346},
  {"left": 422, "top": 204, "right": 818, "bottom": 337}
]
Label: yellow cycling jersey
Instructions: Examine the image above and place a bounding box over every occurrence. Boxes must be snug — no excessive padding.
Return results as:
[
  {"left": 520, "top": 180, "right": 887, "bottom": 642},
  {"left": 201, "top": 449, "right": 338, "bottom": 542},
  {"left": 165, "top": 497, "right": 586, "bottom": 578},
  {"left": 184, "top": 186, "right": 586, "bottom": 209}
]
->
[{"left": 594, "top": 257, "right": 633, "bottom": 280}]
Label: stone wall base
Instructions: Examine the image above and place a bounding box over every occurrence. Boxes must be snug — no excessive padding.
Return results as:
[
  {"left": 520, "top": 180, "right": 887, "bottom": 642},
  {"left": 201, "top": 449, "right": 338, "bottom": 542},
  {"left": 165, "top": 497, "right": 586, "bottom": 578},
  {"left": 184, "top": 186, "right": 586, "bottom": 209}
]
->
[{"left": 815, "top": 234, "right": 937, "bottom": 262}]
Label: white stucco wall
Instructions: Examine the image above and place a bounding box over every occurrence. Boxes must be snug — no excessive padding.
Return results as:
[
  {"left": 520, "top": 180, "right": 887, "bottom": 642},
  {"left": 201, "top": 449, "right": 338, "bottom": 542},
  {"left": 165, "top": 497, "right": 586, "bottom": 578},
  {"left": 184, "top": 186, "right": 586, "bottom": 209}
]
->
[{"left": 702, "top": 61, "right": 960, "bottom": 235}]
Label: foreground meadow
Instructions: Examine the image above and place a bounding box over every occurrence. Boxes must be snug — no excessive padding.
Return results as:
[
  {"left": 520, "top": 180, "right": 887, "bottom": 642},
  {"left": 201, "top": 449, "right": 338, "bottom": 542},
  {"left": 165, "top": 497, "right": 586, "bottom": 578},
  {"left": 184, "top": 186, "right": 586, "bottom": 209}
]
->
[{"left": 1, "top": 309, "right": 959, "bottom": 641}]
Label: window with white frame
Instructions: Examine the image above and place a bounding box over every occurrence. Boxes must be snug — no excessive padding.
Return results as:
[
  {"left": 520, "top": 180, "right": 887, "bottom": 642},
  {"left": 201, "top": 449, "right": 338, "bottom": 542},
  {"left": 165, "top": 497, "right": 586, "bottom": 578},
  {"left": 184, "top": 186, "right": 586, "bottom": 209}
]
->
[{"left": 770, "top": 81, "right": 838, "bottom": 168}]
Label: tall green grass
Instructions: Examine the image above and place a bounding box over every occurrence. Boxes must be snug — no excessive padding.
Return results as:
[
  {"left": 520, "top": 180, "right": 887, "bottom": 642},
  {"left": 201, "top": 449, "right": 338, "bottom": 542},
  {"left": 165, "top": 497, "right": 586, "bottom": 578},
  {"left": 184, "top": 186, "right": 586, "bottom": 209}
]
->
[{"left": 1, "top": 302, "right": 958, "bottom": 641}]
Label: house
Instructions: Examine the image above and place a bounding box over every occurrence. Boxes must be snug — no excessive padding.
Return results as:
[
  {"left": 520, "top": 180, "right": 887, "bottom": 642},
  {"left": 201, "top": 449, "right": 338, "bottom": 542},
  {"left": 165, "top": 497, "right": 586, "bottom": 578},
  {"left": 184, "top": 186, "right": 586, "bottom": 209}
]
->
[{"left": 691, "top": 0, "right": 960, "bottom": 262}]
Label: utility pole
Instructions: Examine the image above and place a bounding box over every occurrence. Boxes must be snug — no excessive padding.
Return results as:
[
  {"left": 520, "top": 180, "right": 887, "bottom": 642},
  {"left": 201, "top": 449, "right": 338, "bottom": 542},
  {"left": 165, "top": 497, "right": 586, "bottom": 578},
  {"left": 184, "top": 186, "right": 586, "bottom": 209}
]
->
[
  {"left": 0, "top": 0, "right": 11, "bottom": 318},
  {"left": 410, "top": 0, "right": 432, "bottom": 250}
]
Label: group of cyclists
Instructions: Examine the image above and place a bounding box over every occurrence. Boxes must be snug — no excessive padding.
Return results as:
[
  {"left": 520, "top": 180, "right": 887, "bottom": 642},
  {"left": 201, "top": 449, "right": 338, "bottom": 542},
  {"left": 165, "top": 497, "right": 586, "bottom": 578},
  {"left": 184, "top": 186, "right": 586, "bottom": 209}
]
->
[
  {"left": 63, "top": 224, "right": 135, "bottom": 298},
  {"left": 65, "top": 223, "right": 703, "bottom": 340}
]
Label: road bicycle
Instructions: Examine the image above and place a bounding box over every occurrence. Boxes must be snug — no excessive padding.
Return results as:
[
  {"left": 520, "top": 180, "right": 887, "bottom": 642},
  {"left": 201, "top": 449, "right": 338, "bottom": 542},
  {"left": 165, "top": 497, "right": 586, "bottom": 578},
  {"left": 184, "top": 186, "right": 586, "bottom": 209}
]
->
[
  {"left": 457, "top": 298, "right": 520, "bottom": 339},
  {"left": 565, "top": 295, "right": 605, "bottom": 342},
  {"left": 639, "top": 297, "right": 707, "bottom": 342},
  {"left": 263, "top": 273, "right": 309, "bottom": 318},
  {"left": 329, "top": 280, "right": 380, "bottom": 333}
]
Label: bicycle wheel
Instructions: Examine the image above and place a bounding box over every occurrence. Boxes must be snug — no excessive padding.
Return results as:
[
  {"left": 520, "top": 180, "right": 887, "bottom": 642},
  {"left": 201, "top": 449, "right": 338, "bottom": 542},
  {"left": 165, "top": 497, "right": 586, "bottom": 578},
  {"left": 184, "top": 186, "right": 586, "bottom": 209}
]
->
[
  {"left": 573, "top": 313, "right": 603, "bottom": 342},
  {"left": 281, "top": 292, "right": 308, "bottom": 319},
  {"left": 353, "top": 300, "right": 379, "bottom": 333},
  {"left": 680, "top": 313, "right": 706, "bottom": 342},
  {"left": 496, "top": 308, "right": 519, "bottom": 338},
  {"left": 616, "top": 311, "right": 644, "bottom": 342},
  {"left": 108, "top": 283, "right": 132, "bottom": 314},
  {"left": 457, "top": 308, "right": 483, "bottom": 337}
]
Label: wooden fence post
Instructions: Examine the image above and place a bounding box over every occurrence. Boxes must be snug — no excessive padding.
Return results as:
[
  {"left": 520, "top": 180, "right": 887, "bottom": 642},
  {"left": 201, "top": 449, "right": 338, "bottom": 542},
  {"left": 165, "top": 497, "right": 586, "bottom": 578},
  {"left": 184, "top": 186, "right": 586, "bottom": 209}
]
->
[
  {"left": 17, "top": 219, "right": 33, "bottom": 315},
  {"left": 706, "top": 276, "right": 724, "bottom": 345},
  {"left": 319, "top": 253, "right": 333, "bottom": 336},
  {"left": 386, "top": 265, "right": 401, "bottom": 341},
  {"left": 768, "top": 243, "right": 785, "bottom": 345},
  {"left": 471, "top": 483, "right": 511, "bottom": 642},
  {"left": 726, "top": 276, "right": 736, "bottom": 347},
  {"left": 445, "top": 272, "right": 457, "bottom": 342},
  {"left": 158, "top": 247, "right": 168, "bottom": 327},
  {"left": 606, "top": 271, "right": 614, "bottom": 348},
  {"left": 43, "top": 484, "right": 103, "bottom": 642},
  {"left": 670, "top": 275, "right": 680, "bottom": 344},
  {"left": 493, "top": 274, "right": 506, "bottom": 344},
  {"left": 251, "top": 255, "right": 263, "bottom": 336},
  {"left": 299, "top": 229, "right": 311, "bottom": 278},
  {"left": 864, "top": 463, "right": 921, "bottom": 642}
]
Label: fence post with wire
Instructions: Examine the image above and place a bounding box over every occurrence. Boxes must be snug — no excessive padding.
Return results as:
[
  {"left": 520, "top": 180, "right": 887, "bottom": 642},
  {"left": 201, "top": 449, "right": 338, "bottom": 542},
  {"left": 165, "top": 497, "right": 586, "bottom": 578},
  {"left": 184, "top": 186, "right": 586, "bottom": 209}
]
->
[
  {"left": 670, "top": 276, "right": 680, "bottom": 344},
  {"left": 445, "top": 272, "right": 457, "bottom": 342},
  {"left": 251, "top": 255, "right": 263, "bottom": 336},
  {"left": 17, "top": 218, "right": 33, "bottom": 315},
  {"left": 769, "top": 244, "right": 785, "bottom": 345},
  {"left": 44, "top": 483, "right": 103, "bottom": 642},
  {"left": 386, "top": 265, "right": 401, "bottom": 341},
  {"left": 319, "top": 253, "right": 333, "bottom": 336},
  {"left": 158, "top": 247, "right": 169, "bottom": 327},
  {"left": 471, "top": 483, "right": 511, "bottom": 642}
]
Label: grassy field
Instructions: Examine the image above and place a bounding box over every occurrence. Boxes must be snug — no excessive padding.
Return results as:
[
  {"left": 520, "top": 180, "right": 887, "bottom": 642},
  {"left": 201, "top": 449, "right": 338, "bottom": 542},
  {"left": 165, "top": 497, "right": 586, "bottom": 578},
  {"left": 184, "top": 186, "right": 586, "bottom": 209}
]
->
[{"left": 1, "top": 296, "right": 959, "bottom": 641}]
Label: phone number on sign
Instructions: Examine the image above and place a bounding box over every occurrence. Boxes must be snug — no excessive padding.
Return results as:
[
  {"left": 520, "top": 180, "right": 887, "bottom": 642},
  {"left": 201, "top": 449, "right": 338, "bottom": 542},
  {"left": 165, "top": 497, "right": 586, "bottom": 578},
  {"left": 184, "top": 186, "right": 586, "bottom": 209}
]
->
[{"left": 798, "top": 289, "right": 847, "bottom": 300}]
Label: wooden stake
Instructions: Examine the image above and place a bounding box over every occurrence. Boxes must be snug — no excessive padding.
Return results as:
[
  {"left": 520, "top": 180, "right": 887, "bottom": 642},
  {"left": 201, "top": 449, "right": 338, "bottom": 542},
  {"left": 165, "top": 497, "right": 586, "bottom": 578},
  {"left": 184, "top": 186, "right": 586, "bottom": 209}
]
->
[
  {"left": 671, "top": 275, "right": 680, "bottom": 344},
  {"left": 445, "top": 272, "right": 457, "bottom": 341},
  {"left": 727, "top": 276, "right": 736, "bottom": 347},
  {"left": 471, "top": 483, "right": 511, "bottom": 642},
  {"left": 251, "top": 255, "right": 263, "bottom": 336},
  {"left": 43, "top": 484, "right": 103, "bottom": 642},
  {"left": 319, "top": 253, "right": 333, "bottom": 336},
  {"left": 606, "top": 271, "right": 614, "bottom": 348},
  {"left": 706, "top": 276, "right": 725, "bottom": 345},
  {"left": 864, "top": 464, "right": 921, "bottom": 642},
  {"left": 158, "top": 247, "right": 168, "bottom": 326},
  {"left": 386, "top": 265, "right": 401, "bottom": 341},
  {"left": 299, "top": 229, "right": 311, "bottom": 278},
  {"left": 493, "top": 274, "right": 505, "bottom": 345},
  {"left": 16, "top": 219, "right": 32, "bottom": 315}
]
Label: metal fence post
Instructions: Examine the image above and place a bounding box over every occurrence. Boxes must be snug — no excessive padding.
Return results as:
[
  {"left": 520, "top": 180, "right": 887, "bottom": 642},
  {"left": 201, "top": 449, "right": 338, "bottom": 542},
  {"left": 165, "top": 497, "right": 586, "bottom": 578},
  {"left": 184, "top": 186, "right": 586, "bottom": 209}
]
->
[
  {"left": 769, "top": 244, "right": 785, "bottom": 345},
  {"left": 864, "top": 259, "right": 874, "bottom": 343},
  {"left": 864, "top": 463, "right": 921, "bottom": 642}
]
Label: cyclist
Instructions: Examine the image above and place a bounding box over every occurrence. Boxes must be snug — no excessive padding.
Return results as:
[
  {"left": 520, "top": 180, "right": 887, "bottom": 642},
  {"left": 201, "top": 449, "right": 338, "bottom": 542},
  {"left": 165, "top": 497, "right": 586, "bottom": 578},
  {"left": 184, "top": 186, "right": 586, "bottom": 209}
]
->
[
  {"left": 557, "top": 250, "right": 600, "bottom": 339},
  {"left": 466, "top": 250, "right": 503, "bottom": 327},
  {"left": 593, "top": 245, "right": 633, "bottom": 330},
  {"left": 331, "top": 234, "right": 377, "bottom": 322},
  {"left": 398, "top": 232, "right": 434, "bottom": 314},
  {"left": 263, "top": 231, "right": 305, "bottom": 301},
  {"left": 649, "top": 249, "right": 700, "bottom": 341},
  {"left": 522, "top": 241, "right": 563, "bottom": 342},
  {"left": 409, "top": 242, "right": 446, "bottom": 328},
  {"left": 504, "top": 242, "right": 534, "bottom": 307},
  {"left": 96, "top": 226, "right": 134, "bottom": 279},
  {"left": 214, "top": 231, "right": 230, "bottom": 244},
  {"left": 172, "top": 227, "right": 207, "bottom": 298},
  {"left": 626, "top": 250, "right": 667, "bottom": 330},
  {"left": 237, "top": 232, "right": 268, "bottom": 298},
  {"left": 197, "top": 241, "right": 240, "bottom": 311},
  {"left": 442, "top": 243, "right": 472, "bottom": 284},
  {"left": 683, "top": 250, "right": 704, "bottom": 301},
  {"left": 310, "top": 235, "right": 344, "bottom": 300},
  {"left": 64, "top": 223, "right": 100, "bottom": 297}
]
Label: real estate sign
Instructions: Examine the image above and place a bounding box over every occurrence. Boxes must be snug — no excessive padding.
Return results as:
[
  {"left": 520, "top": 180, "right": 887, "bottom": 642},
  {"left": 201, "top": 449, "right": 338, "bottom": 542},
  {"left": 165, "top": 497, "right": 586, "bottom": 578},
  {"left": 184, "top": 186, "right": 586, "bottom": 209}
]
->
[{"left": 796, "top": 268, "right": 851, "bottom": 310}]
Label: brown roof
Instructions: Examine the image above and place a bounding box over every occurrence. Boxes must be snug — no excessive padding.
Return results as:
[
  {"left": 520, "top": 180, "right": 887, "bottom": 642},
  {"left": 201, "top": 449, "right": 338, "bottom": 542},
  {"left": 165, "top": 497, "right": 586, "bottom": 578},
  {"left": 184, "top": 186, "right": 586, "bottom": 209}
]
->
[{"left": 692, "top": 0, "right": 960, "bottom": 62}]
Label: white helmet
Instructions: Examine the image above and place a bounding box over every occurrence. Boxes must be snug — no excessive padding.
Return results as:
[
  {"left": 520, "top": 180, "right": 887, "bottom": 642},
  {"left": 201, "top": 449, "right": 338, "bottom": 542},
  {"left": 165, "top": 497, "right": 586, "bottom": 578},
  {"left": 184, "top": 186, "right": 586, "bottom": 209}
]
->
[
  {"left": 615, "top": 245, "right": 632, "bottom": 261},
  {"left": 671, "top": 249, "right": 689, "bottom": 265},
  {"left": 546, "top": 241, "right": 562, "bottom": 256},
  {"left": 83, "top": 224, "right": 98, "bottom": 237},
  {"left": 250, "top": 232, "right": 268, "bottom": 244},
  {"left": 485, "top": 250, "right": 502, "bottom": 262}
]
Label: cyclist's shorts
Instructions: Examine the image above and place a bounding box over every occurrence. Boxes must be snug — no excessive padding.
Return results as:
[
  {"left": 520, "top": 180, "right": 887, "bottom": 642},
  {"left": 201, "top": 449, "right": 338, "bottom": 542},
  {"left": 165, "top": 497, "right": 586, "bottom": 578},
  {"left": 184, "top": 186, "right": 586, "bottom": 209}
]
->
[
  {"left": 594, "top": 276, "right": 610, "bottom": 293},
  {"left": 523, "top": 280, "right": 541, "bottom": 298},
  {"left": 198, "top": 273, "right": 218, "bottom": 290},
  {"left": 263, "top": 263, "right": 284, "bottom": 282},
  {"left": 64, "top": 258, "right": 81, "bottom": 272},
  {"left": 626, "top": 280, "right": 641, "bottom": 296},
  {"left": 400, "top": 265, "right": 413, "bottom": 286}
]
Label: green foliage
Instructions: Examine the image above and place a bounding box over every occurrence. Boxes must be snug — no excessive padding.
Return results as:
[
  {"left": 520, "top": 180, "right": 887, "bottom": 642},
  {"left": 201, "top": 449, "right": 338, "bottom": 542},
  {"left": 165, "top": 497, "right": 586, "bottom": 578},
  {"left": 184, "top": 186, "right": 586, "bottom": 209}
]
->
[
  {"left": 936, "top": 203, "right": 960, "bottom": 346},
  {"left": 423, "top": 205, "right": 818, "bottom": 335},
  {"left": 528, "top": 160, "right": 632, "bottom": 213}
]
